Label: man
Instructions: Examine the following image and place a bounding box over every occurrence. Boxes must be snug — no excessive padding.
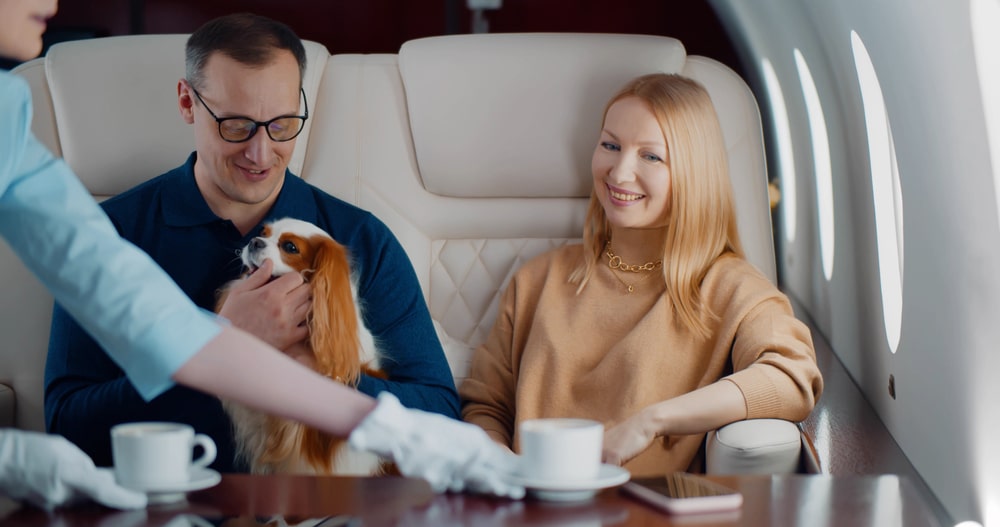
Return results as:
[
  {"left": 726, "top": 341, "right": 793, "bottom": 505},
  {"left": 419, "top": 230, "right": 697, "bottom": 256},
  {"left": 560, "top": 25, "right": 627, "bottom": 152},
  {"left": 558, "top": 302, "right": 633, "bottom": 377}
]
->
[{"left": 43, "top": 13, "right": 459, "bottom": 472}]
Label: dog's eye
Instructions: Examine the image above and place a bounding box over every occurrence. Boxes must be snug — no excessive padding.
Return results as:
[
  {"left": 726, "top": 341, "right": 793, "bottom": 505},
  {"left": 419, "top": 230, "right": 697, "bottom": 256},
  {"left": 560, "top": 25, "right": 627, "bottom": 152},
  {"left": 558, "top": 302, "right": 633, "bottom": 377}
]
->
[{"left": 281, "top": 241, "right": 299, "bottom": 254}]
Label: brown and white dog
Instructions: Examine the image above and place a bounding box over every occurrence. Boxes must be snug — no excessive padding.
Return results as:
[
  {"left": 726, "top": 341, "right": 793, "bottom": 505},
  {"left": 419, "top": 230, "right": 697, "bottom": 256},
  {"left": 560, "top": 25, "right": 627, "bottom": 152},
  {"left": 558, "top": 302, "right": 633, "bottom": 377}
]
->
[{"left": 217, "top": 217, "right": 386, "bottom": 475}]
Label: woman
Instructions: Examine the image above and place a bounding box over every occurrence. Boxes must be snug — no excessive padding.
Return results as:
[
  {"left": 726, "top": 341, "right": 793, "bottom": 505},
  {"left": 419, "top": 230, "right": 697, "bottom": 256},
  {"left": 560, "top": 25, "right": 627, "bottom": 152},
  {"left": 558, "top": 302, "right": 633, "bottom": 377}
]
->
[
  {"left": 460, "top": 73, "right": 823, "bottom": 476},
  {"left": 0, "top": 0, "right": 521, "bottom": 510}
]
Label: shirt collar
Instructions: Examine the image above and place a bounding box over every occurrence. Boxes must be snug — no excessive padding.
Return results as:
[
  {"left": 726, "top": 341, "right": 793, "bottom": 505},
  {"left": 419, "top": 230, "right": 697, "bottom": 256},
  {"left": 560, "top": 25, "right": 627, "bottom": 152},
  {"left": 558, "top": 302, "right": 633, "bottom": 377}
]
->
[
  {"left": 161, "top": 153, "right": 216, "bottom": 228},
  {"left": 161, "top": 152, "right": 319, "bottom": 229}
]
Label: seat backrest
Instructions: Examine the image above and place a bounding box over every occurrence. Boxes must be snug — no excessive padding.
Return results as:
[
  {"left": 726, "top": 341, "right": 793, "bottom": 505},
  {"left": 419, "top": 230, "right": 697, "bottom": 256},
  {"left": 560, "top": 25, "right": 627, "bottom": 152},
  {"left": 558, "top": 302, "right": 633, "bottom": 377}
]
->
[
  {"left": 3, "top": 36, "right": 330, "bottom": 431},
  {"left": 303, "top": 33, "right": 773, "bottom": 381}
]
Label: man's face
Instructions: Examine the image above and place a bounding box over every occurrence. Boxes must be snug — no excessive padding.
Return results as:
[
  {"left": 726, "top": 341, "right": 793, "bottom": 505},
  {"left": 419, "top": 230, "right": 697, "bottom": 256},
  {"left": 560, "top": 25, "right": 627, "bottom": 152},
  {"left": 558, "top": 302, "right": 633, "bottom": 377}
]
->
[{"left": 180, "top": 50, "right": 303, "bottom": 218}]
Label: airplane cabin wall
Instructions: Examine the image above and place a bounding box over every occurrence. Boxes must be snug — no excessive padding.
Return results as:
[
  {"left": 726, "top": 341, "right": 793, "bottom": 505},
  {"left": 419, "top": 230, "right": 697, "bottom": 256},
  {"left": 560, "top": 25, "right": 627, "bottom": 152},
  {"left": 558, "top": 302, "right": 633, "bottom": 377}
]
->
[{"left": 711, "top": 0, "right": 1000, "bottom": 524}]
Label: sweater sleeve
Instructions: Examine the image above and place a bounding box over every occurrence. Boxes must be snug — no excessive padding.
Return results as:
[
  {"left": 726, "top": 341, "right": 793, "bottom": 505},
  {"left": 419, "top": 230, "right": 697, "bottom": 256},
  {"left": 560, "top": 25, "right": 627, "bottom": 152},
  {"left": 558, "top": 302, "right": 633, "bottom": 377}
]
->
[
  {"left": 460, "top": 280, "right": 519, "bottom": 446},
  {"left": 712, "top": 260, "right": 824, "bottom": 421}
]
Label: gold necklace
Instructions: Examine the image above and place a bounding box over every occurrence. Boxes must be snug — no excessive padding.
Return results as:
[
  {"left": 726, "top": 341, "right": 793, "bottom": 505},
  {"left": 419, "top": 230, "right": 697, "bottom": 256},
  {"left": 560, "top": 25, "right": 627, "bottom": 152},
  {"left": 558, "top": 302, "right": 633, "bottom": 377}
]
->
[{"left": 605, "top": 242, "right": 662, "bottom": 293}]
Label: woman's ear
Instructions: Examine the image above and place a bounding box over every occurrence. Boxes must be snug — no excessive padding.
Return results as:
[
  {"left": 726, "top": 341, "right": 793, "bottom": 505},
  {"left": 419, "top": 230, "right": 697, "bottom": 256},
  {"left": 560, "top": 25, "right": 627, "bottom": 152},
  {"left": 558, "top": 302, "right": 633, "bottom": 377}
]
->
[{"left": 308, "top": 238, "right": 362, "bottom": 383}]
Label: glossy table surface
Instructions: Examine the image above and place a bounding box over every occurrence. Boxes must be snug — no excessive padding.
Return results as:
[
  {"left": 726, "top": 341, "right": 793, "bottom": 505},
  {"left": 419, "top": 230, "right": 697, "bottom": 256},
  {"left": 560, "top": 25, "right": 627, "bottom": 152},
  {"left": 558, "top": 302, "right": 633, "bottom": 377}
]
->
[{"left": 0, "top": 473, "right": 944, "bottom": 526}]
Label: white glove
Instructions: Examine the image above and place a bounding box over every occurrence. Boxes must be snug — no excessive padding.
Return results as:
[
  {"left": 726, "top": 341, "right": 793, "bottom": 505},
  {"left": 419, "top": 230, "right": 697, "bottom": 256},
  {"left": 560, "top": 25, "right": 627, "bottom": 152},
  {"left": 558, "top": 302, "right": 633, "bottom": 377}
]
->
[
  {"left": 0, "top": 429, "right": 148, "bottom": 510},
  {"left": 348, "top": 393, "right": 525, "bottom": 499}
]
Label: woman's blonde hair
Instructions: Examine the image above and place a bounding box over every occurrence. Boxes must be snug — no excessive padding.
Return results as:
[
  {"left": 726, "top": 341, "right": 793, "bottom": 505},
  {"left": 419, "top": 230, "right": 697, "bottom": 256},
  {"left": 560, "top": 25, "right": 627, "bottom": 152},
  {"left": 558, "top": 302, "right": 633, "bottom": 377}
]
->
[{"left": 571, "top": 73, "right": 745, "bottom": 338}]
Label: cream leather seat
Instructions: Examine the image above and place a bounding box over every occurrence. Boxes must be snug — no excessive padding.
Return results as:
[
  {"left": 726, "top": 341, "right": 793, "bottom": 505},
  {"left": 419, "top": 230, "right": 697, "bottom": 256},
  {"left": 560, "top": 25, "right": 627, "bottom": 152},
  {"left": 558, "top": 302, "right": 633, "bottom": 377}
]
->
[{"left": 7, "top": 32, "right": 805, "bottom": 474}]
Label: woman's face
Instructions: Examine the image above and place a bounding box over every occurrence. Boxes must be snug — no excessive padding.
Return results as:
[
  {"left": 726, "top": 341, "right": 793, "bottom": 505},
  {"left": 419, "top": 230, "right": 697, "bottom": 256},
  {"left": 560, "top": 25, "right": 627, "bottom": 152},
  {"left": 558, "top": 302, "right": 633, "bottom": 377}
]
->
[
  {"left": 0, "top": 0, "right": 58, "bottom": 62},
  {"left": 591, "top": 96, "right": 672, "bottom": 230}
]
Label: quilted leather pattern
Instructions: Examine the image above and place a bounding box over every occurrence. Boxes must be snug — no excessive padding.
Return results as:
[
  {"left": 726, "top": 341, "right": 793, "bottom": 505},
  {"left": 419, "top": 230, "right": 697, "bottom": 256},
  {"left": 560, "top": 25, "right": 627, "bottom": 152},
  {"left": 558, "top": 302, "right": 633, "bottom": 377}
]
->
[{"left": 430, "top": 238, "right": 577, "bottom": 348}]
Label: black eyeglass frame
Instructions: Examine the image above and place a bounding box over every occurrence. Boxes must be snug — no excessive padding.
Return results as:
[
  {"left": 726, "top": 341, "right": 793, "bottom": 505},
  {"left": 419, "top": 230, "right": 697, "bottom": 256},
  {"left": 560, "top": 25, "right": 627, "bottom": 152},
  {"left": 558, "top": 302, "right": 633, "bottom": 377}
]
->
[{"left": 189, "top": 83, "right": 309, "bottom": 143}]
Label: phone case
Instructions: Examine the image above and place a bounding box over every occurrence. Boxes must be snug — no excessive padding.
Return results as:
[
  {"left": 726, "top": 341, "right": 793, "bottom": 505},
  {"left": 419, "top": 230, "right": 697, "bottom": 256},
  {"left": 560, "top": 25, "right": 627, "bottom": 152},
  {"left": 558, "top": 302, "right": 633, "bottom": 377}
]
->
[{"left": 621, "top": 472, "right": 743, "bottom": 514}]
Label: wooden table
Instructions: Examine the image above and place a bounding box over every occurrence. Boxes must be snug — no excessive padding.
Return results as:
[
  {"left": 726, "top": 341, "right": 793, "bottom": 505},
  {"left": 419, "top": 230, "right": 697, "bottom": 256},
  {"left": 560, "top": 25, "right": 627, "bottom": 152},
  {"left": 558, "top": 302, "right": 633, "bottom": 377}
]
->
[{"left": 0, "top": 473, "right": 944, "bottom": 526}]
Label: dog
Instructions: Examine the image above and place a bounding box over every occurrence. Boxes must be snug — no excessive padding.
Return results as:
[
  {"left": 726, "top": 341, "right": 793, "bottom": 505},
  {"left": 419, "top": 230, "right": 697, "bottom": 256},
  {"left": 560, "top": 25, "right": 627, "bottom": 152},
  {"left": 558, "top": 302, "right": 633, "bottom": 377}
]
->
[{"left": 217, "top": 217, "right": 387, "bottom": 475}]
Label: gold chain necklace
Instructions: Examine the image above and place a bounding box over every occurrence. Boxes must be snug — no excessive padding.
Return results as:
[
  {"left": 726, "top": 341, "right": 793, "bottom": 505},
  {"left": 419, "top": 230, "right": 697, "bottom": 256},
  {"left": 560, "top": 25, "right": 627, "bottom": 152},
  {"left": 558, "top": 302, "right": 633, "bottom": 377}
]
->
[{"left": 605, "top": 242, "right": 662, "bottom": 293}]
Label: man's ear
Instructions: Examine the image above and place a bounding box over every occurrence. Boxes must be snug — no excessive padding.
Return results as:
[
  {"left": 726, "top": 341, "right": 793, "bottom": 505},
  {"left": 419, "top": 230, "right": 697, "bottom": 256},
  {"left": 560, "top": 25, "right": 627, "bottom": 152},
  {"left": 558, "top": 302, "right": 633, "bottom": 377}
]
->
[{"left": 178, "top": 79, "right": 196, "bottom": 124}]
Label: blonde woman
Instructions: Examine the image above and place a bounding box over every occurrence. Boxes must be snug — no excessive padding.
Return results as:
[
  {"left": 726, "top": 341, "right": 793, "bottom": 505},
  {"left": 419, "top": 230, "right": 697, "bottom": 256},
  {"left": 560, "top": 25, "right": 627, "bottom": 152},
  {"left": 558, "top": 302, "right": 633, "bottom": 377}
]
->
[{"left": 461, "top": 73, "right": 823, "bottom": 476}]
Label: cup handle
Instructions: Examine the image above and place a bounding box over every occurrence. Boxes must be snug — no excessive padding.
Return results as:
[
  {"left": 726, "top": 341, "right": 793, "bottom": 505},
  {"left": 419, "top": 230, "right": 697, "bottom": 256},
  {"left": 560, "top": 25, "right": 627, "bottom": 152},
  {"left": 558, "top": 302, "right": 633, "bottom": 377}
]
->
[{"left": 191, "top": 433, "right": 217, "bottom": 469}]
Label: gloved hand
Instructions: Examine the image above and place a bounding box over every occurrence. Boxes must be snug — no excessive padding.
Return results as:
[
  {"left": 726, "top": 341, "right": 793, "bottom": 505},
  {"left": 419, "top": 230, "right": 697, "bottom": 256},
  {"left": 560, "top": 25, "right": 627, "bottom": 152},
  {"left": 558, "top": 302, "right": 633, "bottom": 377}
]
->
[
  {"left": 0, "top": 429, "right": 147, "bottom": 510},
  {"left": 348, "top": 393, "right": 525, "bottom": 499}
]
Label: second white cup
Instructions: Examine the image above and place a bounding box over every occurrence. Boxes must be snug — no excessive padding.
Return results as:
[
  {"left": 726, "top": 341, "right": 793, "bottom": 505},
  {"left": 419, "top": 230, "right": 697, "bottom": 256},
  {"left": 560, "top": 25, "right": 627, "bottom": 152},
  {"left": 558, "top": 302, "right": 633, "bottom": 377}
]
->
[
  {"left": 518, "top": 418, "right": 604, "bottom": 483},
  {"left": 111, "top": 421, "right": 217, "bottom": 491}
]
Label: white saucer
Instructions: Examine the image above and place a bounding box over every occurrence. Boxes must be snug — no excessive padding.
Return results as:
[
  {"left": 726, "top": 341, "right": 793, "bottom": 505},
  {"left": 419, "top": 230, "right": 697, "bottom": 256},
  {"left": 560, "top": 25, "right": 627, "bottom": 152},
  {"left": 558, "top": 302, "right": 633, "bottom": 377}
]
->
[
  {"left": 508, "top": 464, "right": 630, "bottom": 502},
  {"left": 132, "top": 468, "right": 221, "bottom": 504}
]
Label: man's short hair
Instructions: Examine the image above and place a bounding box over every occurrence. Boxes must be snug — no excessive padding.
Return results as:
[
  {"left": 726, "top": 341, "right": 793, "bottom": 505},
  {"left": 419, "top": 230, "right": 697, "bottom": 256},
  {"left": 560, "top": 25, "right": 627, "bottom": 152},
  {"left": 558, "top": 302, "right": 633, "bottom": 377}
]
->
[{"left": 186, "top": 13, "right": 307, "bottom": 90}]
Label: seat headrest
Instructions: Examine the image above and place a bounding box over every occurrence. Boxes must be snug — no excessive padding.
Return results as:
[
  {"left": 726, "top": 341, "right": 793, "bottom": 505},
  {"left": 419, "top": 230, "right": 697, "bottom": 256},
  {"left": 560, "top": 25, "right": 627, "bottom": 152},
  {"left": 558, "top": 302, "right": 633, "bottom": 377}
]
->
[
  {"left": 39, "top": 35, "right": 329, "bottom": 196},
  {"left": 398, "top": 33, "right": 687, "bottom": 199}
]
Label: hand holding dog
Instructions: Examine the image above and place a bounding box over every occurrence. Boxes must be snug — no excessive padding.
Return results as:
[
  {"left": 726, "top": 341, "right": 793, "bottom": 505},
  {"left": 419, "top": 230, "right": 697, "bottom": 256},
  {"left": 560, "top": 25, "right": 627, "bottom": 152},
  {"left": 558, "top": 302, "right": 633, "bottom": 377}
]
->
[{"left": 217, "top": 260, "right": 312, "bottom": 351}]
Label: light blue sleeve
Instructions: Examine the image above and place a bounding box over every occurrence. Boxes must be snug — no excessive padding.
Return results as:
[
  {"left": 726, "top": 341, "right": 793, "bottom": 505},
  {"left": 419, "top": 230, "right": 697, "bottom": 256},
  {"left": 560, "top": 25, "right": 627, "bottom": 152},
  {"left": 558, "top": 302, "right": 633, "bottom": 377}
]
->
[{"left": 0, "top": 72, "right": 221, "bottom": 400}]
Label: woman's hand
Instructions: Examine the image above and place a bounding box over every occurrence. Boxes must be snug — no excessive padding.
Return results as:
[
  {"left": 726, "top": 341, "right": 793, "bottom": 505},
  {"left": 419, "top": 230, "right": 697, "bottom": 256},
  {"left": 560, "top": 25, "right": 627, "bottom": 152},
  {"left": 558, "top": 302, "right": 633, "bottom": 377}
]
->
[
  {"left": 0, "top": 429, "right": 147, "bottom": 510},
  {"left": 601, "top": 382, "right": 750, "bottom": 466},
  {"left": 602, "top": 408, "right": 657, "bottom": 466},
  {"left": 349, "top": 392, "right": 525, "bottom": 498}
]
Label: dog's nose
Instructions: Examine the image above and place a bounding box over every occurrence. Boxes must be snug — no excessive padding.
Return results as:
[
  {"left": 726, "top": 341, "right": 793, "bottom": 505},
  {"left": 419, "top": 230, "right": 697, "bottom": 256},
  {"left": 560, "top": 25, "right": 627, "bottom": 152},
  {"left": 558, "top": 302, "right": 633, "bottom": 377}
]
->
[{"left": 249, "top": 238, "right": 266, "bottom": 251}]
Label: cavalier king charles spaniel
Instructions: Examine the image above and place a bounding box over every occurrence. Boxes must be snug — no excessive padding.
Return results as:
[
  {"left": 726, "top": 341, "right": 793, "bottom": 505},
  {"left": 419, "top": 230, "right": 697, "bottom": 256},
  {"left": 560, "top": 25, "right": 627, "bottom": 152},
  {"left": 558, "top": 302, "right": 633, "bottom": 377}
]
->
[{"left": 217, "top": 217, "right": 389, "bottom": 475}]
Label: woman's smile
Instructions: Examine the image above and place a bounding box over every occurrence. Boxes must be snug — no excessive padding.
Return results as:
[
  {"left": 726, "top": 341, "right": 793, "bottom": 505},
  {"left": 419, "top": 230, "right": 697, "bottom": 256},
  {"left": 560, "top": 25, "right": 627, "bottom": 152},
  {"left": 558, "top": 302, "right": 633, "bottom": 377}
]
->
[{"left": 607, "top": 183, "right": 646, "bottom": 204}]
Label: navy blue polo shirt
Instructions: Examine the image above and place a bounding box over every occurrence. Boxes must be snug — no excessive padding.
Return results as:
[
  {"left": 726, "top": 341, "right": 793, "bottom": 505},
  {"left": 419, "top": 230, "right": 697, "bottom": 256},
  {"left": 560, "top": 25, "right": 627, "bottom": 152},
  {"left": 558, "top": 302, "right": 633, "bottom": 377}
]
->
[{"left": 44, "top": 153, "right": 459, "bottom": 472}]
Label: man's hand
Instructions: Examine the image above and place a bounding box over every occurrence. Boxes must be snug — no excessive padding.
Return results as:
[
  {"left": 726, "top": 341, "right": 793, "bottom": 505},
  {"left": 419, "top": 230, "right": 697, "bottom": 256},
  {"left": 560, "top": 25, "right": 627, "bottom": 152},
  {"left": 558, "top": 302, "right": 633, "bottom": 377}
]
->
[{"left": 218, "top": 260, "right": 312, "bottom": 351}]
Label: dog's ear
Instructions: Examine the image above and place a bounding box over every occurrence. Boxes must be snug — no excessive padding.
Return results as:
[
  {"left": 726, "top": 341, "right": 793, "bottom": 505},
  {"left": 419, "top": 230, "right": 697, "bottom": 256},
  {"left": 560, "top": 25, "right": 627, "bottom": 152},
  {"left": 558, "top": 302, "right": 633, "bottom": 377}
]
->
[{"left": 308, "top": 237, "right": 362, "bottom": 384}]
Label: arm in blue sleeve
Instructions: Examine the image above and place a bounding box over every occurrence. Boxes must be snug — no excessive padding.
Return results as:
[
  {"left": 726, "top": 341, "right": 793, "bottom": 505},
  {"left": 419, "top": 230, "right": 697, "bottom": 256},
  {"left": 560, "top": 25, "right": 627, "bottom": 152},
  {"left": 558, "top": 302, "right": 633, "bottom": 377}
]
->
[
  {"left": 355, "top": 307, "right": 460, "bottom": 419},
  {"left": 44, "top": 303, "right": 238, "bottom": 471},
  {"left": 0, "top": 74, "right": 220, "bottom": 400},
  {"left": 353, "top": 223, "right": 459, "bottom": 419},
  {"left": 44, "top": 304, "right": 165, "bottom": 465}
]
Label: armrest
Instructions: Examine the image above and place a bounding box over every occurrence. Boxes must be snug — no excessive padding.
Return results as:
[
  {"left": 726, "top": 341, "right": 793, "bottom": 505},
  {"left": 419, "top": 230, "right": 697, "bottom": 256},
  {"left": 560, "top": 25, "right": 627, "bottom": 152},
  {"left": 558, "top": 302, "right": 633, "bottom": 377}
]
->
[
  {"left": 705, "top": 418, "right": 802, "bottom": 474},
  {"left": 0, "top": 384, "right": 14, "bottom": 428}
]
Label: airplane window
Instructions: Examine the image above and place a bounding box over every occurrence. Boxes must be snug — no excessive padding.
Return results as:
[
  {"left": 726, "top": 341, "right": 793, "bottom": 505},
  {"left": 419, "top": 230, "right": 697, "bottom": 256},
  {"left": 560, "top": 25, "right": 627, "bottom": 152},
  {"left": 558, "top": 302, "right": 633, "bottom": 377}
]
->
[
  {"left": 793, "top": 49, "right": 835, "bottom": 282},
  {"left": 850, "top": 30, "right": 904, "bottom": 354},
  {"left": 971, "top": 0, "right": 1000, "bottom": 236},
  {"left": 760, "top": 58, "right": 797, "bottom": 245}
]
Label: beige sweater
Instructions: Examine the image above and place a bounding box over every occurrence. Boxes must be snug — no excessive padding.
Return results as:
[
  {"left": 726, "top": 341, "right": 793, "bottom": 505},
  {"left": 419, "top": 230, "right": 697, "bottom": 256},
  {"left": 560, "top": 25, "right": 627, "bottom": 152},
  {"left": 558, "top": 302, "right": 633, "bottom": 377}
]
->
[{"left": 460, "top": 244, "right": 823, "bottom": 477}]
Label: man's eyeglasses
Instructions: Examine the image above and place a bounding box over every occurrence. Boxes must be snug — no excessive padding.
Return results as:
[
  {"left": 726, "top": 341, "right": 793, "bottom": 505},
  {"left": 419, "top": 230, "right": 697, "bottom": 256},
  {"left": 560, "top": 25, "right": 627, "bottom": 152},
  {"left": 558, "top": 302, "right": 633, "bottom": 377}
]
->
[{"left": 189, "top": 84, "right": 309, "bottom": 143}]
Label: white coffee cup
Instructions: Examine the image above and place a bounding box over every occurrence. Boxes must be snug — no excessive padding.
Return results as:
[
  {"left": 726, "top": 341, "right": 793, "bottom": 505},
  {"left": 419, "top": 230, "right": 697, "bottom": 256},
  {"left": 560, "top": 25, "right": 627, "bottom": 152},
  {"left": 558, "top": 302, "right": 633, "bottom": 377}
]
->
[
  {"left": 518, "top": 418, "right": 604, "bottom": 483},
  {"left": 111, "top": 422, "right": 217, "bottom": 490}
]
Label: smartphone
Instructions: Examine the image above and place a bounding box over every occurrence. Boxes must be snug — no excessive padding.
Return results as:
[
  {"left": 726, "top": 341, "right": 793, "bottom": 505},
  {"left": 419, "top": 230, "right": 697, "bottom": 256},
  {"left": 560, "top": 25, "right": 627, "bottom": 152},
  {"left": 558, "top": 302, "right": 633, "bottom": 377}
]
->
[{"left": 621, "top": 472, "right": 743, "bottom": 515}]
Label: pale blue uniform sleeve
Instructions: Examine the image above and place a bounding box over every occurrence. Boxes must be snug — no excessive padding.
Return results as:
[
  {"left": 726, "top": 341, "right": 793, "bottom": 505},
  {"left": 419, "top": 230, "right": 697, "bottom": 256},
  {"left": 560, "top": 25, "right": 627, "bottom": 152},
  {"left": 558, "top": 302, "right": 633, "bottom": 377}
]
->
[{"left": 0, "top": 72, "right": 221, "bottom": 400}]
